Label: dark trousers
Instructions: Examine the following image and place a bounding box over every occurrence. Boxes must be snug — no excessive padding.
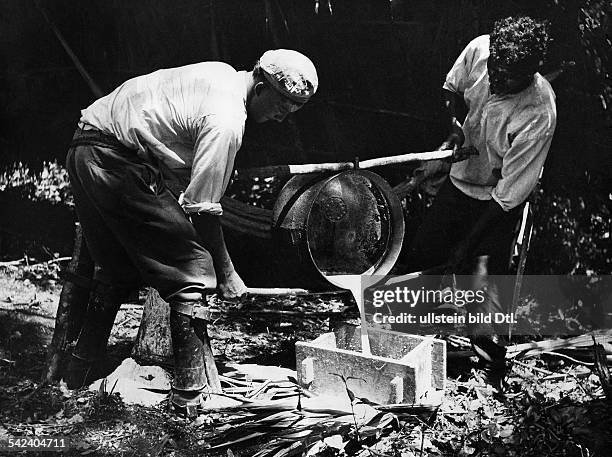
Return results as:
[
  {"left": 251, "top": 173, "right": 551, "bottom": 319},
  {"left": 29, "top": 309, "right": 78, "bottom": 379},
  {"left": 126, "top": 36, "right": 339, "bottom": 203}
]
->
[
  {"left": 66, "top": 128, "right": 216, "bottom": 304},
  {"left": 403, "top": 178, "right": 523, "bottom": 334},
  {"left": 403, "top": 178, "right": 523, "bottom": 276},
  {"left": 66, "top": 128, "right": 215, "bottom": 392}
]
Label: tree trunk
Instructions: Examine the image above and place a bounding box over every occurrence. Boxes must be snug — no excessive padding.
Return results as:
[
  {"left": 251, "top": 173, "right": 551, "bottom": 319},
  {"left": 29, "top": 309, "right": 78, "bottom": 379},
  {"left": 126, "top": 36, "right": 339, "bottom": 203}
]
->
[{"left": 44, "top": 224, "right": 94, "bottom": 382}]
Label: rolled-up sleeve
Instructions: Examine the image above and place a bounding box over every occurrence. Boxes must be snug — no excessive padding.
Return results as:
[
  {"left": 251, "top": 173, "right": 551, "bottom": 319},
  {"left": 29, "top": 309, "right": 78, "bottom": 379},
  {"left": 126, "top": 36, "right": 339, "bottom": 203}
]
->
[
  {"left": 491, "top": 118, "right": 555, "bottom": 211},
  {"left": 181, "top": 114, "right": 243, "bottom": 215}
]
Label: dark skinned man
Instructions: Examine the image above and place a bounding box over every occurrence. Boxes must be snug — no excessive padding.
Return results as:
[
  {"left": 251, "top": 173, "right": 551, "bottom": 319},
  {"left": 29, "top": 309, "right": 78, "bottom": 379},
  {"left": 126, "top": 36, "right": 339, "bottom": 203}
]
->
[{"left": 400, "top": 16, "right": 556, "bottom": 388}]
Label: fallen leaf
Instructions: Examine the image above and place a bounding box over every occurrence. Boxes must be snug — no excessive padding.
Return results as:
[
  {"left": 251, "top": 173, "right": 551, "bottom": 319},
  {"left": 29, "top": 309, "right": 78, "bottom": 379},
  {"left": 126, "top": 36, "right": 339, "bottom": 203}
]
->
[
  {"left": 58, "top": 380, "right": 72, "bottom": 398},
  {"left": 499, "top": 425, "right": 514, "bottom": 438},
  {"left": 468, "top": 399, "right": 481, "bottom": 410},
  {"left": 68, "top": 413, "right": 84, "bottom": 424},
  {"left": 323, "top": 434, "right": 345, "bottom": 450}
]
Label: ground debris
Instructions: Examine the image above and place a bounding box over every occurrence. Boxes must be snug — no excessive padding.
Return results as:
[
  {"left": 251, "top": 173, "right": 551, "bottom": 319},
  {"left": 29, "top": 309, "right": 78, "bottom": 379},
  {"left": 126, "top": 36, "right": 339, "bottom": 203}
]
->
[{"left": 1, "top": 272, "right": 611, "bottom": 456}]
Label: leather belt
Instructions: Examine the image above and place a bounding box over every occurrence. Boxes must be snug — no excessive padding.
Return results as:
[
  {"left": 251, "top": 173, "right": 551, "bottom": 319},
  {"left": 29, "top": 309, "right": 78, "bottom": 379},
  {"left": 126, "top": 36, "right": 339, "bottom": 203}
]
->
[{"left": 71, "top": 124, "right": 128, "bottom": 151}]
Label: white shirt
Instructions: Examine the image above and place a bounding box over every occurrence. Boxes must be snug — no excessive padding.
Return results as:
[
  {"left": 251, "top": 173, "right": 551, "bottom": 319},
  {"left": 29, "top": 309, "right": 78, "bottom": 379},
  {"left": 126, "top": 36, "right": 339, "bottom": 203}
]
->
[
  {"left": 444, "top": 35, "right": 557, "bottom": 211},
  {"left": 80, "top": 62, "right": 248, "bottom": 215}
]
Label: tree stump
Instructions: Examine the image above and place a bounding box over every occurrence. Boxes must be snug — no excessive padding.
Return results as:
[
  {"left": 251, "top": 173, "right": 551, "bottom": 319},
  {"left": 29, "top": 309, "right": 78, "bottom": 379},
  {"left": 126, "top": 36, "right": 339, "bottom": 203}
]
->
[
  {"left": 47, "top": 227, "right": 221, "bottom": 393},
  {"left": 131, "top": 288, "right": 222, "bottom": 393},
  {"left": 131, "top": 288, "right": 173, "bottom": 366}
]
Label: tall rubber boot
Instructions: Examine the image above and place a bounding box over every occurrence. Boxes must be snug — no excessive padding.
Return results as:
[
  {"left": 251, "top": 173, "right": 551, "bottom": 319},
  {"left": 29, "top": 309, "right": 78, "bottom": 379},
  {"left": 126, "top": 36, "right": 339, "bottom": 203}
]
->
[
  {"left": 64, "top": 282, "right": 127, "bottom": 389},
  {"left": 169, "top": 309, "right": 208, "bottom": 417}
]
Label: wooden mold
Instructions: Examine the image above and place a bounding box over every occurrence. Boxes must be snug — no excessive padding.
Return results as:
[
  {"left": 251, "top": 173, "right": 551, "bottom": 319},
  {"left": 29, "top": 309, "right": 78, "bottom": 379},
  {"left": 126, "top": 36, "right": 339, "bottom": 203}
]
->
[{"left": 295, "top": 326, "right": 446, "bottom": 405}]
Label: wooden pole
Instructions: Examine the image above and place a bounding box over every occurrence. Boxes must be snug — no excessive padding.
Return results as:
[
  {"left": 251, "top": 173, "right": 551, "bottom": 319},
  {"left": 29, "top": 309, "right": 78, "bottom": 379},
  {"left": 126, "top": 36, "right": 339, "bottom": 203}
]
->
[
  {"left": 235, "top": 149, "right": 457, "bottom": 179},
  {"left": 360, "top": 149, "right": 455, "bottom": 168},
  {"left": 34, "top": 1, "right": 104, "bottom": 99},
  {"left": 246, "top": 287, "right": 312, "bottom": 296}
]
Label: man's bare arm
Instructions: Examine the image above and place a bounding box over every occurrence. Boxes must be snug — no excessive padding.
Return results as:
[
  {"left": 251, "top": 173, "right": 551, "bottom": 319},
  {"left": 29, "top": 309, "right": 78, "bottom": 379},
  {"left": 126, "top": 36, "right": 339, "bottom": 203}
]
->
[{"left": 192, "top": 213, "right": 247, "bottom": 299}]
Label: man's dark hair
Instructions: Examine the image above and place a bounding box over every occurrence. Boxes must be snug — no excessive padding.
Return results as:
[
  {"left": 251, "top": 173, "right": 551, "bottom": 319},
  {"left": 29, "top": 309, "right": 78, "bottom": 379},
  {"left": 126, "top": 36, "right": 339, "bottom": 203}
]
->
[{"left": 490, "top": 16, "right": 550, "bottom": 75}]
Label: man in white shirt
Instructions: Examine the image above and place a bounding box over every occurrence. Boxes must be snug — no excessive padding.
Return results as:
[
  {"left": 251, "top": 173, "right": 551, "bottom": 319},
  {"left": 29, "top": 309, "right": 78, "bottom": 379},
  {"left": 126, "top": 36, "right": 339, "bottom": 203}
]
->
[
  {"left": 64, "top": 50, "right": 318, "bottom": 411},
  {"left": 402, "top": 17, "right": 556, "bottom": 387}
]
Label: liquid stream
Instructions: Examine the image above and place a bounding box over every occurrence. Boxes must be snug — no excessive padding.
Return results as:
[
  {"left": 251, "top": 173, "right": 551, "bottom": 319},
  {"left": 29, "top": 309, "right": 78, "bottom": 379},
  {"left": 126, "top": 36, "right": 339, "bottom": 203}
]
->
[{"left": 323, "top": 274, "right": 371, "bottom": 355}]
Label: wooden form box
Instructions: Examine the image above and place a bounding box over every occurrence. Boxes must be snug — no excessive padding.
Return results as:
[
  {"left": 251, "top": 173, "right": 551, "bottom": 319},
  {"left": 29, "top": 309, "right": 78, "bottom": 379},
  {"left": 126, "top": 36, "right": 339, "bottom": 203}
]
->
[{"left": 295, "top": 326, "right": 446, "bottom": 405}]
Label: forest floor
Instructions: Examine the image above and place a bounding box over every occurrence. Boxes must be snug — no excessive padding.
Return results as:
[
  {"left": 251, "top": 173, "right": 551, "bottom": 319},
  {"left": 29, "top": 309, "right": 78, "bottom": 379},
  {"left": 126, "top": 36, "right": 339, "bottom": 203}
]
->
[{"left": 1, "top": 264, "right": 611, "bottom": 457}]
